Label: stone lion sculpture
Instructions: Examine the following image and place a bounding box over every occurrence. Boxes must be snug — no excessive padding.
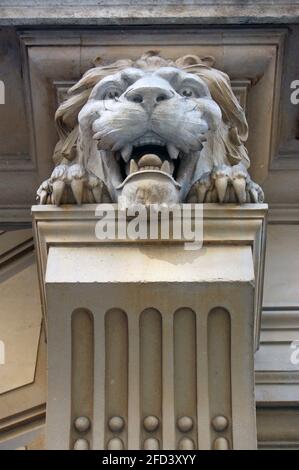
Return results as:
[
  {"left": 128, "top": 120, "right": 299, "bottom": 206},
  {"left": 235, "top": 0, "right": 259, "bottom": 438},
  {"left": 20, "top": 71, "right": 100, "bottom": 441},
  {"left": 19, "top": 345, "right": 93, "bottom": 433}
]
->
[{"left": 37, "top": 51, "right": 264, "bottom": 206}]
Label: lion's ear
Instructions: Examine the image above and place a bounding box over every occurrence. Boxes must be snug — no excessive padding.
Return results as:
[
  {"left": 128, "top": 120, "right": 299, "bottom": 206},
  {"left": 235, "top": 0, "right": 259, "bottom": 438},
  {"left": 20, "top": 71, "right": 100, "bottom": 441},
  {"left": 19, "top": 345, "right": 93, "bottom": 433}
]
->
[{"left": 175, "top": 54, "right": 215, "bottom": 68}]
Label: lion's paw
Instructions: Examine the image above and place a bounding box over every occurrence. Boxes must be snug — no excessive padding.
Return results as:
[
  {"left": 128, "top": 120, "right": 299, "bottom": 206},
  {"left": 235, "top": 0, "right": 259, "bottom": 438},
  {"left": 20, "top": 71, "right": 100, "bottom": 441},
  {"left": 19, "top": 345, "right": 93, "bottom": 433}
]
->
[
  {"left": 189, "top": 164, "right": 264, "bottom": 204},
  {"left": 36, "top": 164, "right": 104, "bottom": 205}
]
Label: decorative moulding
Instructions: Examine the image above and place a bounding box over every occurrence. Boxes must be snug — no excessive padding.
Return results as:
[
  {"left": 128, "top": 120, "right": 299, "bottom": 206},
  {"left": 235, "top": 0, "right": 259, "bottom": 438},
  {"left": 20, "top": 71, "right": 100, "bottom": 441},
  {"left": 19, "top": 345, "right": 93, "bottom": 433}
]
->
[
  {"left": 32, "top": 203, "right": 267, "bottom": 350},
  {"left": 0, "top": 2, "right": 299, "bottom": 26},
  {"left": 255, "top": 309, "right": 299, "bottom": 405}
]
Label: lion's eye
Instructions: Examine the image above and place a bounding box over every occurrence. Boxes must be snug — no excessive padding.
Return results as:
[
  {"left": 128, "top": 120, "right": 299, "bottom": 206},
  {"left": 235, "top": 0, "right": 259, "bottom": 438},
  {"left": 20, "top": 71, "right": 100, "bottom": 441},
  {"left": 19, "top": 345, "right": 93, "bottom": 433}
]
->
[
  {"left": 180, "top": 88, "right": 195, "bottom": 98},
  {"left": 106, "top": 89, "right": 121, "bottom": 99}
]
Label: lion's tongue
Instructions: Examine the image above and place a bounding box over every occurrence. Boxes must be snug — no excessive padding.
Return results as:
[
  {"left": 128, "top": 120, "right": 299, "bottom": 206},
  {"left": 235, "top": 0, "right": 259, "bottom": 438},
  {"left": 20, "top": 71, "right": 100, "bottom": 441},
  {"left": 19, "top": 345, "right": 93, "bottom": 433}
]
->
[
  {"left": 138, "top": 154, "right": 162, "bottom": 169},
  {"left": 127, "top": 154, "right": 173, "bottom": 175}
]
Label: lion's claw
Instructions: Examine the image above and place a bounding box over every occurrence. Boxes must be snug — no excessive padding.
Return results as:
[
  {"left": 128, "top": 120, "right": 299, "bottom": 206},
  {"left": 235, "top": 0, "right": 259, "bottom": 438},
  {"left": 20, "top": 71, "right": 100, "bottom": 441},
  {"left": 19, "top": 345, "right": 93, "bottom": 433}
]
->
[
  {"left": 70, "top": 179, "right": 84, "bottom": 204},
  {"left": 36, "top": 164, "right": 104, "bottom": 205},
  {"left": 195, "top": 172, "right": 212, "bottom": 202},
  {"left": 189, "top": 164, "right": 264, "bottom": 204},
  {"left": 52, "top": 180, "right": 65, "bottom": 205},
  {"left": 212, "top": 165, "right": 231, "bottom": 203},
  {"left": 247, "top": 179, "right": 264, "bottom": 203}
]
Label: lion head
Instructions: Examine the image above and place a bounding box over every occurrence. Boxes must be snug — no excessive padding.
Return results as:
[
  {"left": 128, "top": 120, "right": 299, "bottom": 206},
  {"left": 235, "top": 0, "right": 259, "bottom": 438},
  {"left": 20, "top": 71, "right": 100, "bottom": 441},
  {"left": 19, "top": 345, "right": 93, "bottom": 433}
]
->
[{"left": 38, "top": 52, "right": 263, "bottom": 206}]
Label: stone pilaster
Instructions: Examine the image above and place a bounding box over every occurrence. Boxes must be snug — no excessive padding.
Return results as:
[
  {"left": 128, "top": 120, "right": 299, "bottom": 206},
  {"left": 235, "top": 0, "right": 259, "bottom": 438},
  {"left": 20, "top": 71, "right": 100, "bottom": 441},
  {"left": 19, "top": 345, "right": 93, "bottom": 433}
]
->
[{"left": 32, "top": 203, "right": 267, "bottom": 449}]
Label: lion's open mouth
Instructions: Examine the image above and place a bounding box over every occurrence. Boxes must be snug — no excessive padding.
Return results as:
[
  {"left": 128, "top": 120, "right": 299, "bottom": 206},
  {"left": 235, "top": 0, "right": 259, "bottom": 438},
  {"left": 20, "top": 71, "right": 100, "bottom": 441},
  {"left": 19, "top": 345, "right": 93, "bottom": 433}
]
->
[{"left": 112, "top": 132, "right": 193, "bottom": 189}]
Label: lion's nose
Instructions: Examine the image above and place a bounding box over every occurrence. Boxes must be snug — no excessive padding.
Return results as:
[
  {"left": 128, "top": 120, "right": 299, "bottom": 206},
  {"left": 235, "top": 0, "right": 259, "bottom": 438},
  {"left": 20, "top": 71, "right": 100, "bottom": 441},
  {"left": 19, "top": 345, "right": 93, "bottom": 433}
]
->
[{"left": 126, "top": 86, "right": 173, "bottom": 110}]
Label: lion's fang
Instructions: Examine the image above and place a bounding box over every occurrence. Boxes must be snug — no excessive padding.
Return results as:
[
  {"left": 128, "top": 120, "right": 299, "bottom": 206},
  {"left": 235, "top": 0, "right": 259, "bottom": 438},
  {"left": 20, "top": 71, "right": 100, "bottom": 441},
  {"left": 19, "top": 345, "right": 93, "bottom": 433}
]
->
[
  {"left": 167, "top": 143, "right": 179, "bottom": 159},
  {"left": 129, "top": 159, "right": 138, "bottom": 174},
  {"left": 161, "top": 160, "right": 171, "bottom": 174},
  {"left": 121, "top": 145, "right": 133, "bottom": 161}
]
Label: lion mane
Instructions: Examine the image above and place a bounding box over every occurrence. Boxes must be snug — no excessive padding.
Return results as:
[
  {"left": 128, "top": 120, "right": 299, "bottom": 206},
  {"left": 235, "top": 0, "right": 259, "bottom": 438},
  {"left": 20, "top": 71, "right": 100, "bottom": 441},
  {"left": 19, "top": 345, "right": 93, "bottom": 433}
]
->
[{"left": 53, "top": 51, "right": 249, "bottom": 171}]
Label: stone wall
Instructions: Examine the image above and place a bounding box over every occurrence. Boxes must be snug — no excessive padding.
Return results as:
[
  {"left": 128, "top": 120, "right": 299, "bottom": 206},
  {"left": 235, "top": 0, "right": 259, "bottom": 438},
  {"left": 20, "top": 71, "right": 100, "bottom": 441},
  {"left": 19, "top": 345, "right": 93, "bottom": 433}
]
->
[{"left": 0, "top": 4, "right": 299, "bottom": 448}]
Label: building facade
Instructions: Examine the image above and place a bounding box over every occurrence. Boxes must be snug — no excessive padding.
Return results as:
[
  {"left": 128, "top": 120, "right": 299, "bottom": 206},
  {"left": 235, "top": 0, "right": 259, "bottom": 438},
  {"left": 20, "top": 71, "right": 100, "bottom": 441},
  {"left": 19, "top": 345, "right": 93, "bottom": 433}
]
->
[{"left": 0, "top": 1, "right": 299, "bottom": 449}]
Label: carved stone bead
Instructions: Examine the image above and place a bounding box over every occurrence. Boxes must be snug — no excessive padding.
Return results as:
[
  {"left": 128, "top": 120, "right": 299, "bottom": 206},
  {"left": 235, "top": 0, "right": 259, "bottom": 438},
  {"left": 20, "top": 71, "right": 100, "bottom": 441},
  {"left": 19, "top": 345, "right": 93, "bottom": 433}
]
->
[
  {"left": 178, "top": 437, "right": 195, "bottom": 450},
  {"left": 107, "top": 437, "right": 124, "bottom": 450},
  {"left": 143, "top": 438, "right": 160, "bottom": 450},
  {"left": 108, "top": 416, "right": 125, "bottom": 433},
  {"left": 73, "top": 438, "right": 89, "bottom": 450},
  {"left": 213, "top": 437, "right": 229, "bottom": 450},
  {"left": 212, "top": 415, "right": 228, "bottom": 432},
  {"left": 177, "top": 416, "right": 193, "bottom": 433},
  {"left": 74, "top": 416, "right": 91, "bottom": 433},
  {"left": 143, "top": 415, "right": 159, "bottom": 432}
]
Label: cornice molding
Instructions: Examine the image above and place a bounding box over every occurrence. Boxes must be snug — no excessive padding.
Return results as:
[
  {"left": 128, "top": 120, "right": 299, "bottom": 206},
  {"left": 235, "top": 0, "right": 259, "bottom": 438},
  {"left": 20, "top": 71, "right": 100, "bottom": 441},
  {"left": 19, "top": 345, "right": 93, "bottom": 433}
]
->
[
  {"left": 0, "top": 206, "right": 32, "bottom": 229},
  {"left": 268, "top": 204, "right": 299, "bottom": 224},
  {"left": 1, "top": 2, "right": 299, "bottom": 26},
  {"left": 1, "top": 203, "right": 298, "bottom": 229}
]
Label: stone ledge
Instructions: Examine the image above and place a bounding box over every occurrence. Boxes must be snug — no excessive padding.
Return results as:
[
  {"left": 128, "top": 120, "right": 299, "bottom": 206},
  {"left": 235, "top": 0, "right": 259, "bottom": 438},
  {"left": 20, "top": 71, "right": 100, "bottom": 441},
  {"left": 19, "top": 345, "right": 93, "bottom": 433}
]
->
[{"left": 1, "top": 3, "right": 299, "bottom": 26}]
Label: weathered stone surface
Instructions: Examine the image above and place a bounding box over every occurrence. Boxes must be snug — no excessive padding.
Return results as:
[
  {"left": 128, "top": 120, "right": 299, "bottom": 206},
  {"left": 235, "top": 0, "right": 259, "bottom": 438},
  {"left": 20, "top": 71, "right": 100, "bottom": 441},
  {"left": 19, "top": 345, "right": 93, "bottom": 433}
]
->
[
  {"left": 37, "top": 52, "right": 263, "bottom": 206},
  {"left": 0, "top": 1, "right": 299, "bottom": 26},
  {"left": 32, "top": 204, "right": 267, "bottom": 449}
]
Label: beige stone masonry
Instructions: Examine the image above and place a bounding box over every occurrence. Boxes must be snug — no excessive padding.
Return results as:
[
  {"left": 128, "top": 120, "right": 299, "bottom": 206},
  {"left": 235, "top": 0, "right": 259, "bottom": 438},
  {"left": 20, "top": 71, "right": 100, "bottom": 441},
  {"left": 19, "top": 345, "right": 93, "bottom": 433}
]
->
[{"left": 32, "top": 203, "right": 267, "bottom": 450}]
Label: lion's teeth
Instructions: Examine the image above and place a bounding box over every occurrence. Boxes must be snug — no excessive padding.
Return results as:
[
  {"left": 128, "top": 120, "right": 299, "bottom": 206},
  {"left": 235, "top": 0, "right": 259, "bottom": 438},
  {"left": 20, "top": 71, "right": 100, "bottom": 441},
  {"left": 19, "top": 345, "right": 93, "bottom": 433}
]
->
[
  {"left": 121, "top": 145, "right": 133, "bottom": 161},
  {"left": 161, "top": 160, "right": 171, "bottom": 174},
  {"left": 129, "top": 159, "right": 138, "bottom": 174},
  {"left": 134, "top": 136, "right": 165, "bottom": 147},
  {"left": 167, "top": 143, "right": 179, "bottom": 159}
]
